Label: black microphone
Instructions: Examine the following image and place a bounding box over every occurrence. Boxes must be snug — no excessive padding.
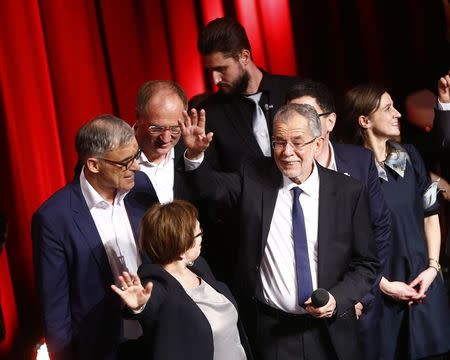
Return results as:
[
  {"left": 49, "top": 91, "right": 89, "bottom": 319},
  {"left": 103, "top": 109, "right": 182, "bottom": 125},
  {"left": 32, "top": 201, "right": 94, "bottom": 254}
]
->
[{"left": 311, "top": 288, "right": 329, "bottom": 308}]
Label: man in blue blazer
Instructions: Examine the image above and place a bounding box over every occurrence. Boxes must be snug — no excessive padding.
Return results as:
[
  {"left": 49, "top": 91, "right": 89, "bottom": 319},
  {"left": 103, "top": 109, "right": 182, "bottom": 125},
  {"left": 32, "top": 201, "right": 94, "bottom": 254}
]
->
[
  {"left": 32, "top": 115, "right": 147, "bottom": 359},
  {"left": 286, "top": 80, "right": 391, "bottom": 360}
]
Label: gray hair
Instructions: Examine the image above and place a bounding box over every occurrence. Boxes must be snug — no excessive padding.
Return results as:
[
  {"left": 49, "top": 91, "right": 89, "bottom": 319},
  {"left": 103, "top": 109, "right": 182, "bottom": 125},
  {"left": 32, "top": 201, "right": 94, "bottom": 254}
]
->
[
  {"left": 273, "top": 103, "right": 322, "bottom": 137},
  {"left": 75, "top": 114, "right": 135, "bottom": 161}
]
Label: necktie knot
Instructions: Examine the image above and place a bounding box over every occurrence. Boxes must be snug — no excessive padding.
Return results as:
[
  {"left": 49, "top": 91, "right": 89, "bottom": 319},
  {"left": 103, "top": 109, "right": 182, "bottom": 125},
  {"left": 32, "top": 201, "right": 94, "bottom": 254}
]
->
[{"left": 292, "top": 186, "right": 302, "bottom": 198}]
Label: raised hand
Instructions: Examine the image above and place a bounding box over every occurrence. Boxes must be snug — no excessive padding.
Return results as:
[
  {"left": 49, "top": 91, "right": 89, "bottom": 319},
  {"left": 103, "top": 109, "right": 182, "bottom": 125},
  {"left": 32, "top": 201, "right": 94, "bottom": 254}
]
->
[
  {"left": 111, "top": 271, "right": 153, "bottom": 311},
  {"left": 179, "top": 109, "right": 213, "bottom": 159},
  {"left": 438, "top": 71, "right": 450, "bottom": 103}
]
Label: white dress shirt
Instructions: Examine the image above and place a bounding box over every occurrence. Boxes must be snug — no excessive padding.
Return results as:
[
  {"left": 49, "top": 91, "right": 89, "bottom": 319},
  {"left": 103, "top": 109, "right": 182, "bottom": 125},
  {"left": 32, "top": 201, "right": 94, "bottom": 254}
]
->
[
  {"left": 80, "top": 169, "right": 142, "bottom": 338},
  {"left": 138, "top": 148, "right": 175, "bottom": 204},
  {"left": 259, "top": 163, "right": 320, "bottom": 313},
  {"left": 247, "top": 92, "right": 271, "bottom": 157}
]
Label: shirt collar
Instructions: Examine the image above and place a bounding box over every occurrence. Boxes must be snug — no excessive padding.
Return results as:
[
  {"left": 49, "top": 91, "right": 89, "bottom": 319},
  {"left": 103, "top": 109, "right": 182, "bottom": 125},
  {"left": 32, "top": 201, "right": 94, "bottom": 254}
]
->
[
  {"left": 376, "top": 141, "right": 408, "bottom": 181},
  {"left": 282, "top": 161, "right": 320, "bottom": 197},
  {"left": 139, "top": 147, "right": 175, "bottom": 168},
  {"left": 79, "top": 167, "right": 127, "bottom": 209},
  {"left": 327, "top": 140, "right": 337, "bottom": 171}
]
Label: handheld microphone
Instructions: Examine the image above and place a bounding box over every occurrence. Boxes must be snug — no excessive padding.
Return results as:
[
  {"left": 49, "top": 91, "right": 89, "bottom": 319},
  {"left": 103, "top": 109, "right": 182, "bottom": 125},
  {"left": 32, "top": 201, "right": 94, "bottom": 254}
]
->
[{"left": 311, "top": 288, "right": 329, "bottom": 308}]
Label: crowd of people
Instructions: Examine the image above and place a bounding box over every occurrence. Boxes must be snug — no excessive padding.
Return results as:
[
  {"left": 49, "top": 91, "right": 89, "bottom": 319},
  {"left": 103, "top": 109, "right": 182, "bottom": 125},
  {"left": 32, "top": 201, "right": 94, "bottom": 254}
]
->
[{"left": 32, "top": 17, "right": 450, "bottom": 360}]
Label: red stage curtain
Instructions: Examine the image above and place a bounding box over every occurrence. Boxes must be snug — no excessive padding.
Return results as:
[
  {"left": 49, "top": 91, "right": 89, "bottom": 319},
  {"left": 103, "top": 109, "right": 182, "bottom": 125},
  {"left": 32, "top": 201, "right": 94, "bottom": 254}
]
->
[{"left": 0, "top": 0, "right": 446, "bottom": 357}]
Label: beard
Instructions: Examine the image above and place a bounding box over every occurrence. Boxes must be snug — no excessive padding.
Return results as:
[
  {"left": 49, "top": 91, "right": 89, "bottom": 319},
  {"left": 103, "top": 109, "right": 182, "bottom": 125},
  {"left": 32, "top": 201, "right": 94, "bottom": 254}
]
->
[{"left": 218, "top": 70, "right": 250, "bottom": 97}]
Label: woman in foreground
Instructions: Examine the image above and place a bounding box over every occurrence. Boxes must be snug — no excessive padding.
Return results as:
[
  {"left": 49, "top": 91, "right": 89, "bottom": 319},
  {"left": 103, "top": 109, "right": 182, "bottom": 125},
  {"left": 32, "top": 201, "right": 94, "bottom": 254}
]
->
[{"left": 112, "top": 200, "right": 250, "bottom": 360}]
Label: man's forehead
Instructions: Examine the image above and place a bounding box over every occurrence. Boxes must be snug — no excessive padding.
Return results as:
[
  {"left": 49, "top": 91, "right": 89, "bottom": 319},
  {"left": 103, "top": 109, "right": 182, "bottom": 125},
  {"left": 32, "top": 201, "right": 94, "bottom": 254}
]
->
[
  {"left": 202, "top": 52, "right": 236, "bottom": 67},
  {"left": 274, "top": 115, "right": 309, "bottom": 132},
  {"left": 106, "top": 139, "right": 138, "bottom": 157}
]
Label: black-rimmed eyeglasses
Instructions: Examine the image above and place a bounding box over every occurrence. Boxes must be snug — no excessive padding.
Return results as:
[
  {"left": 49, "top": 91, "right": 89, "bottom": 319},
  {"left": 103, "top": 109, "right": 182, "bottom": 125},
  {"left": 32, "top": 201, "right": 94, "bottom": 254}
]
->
[
  {"left": 271, "top": 137, "right": 317, "bottom": 151},
  {"left": 318, "top": 111, "right": 332, "bottom": 117},
  {"left": 98, "top": 149, "right": 142, "bottom": 171}
]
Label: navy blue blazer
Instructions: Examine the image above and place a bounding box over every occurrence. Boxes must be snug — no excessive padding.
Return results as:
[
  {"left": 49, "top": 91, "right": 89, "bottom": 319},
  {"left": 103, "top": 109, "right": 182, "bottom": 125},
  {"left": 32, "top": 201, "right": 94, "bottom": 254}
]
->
[
  {"left": 32, "top": 178, "right": 147, "bottom": 360},
  {"left": 333, "top": 143, "right": 391, "bottom": 287}
]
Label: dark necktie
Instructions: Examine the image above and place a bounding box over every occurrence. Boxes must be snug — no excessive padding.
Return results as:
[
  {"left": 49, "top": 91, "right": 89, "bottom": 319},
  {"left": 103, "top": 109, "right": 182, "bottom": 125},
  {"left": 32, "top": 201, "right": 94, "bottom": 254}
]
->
[{"left": 291, "top": 187, "right": 313, "bottom": 305}]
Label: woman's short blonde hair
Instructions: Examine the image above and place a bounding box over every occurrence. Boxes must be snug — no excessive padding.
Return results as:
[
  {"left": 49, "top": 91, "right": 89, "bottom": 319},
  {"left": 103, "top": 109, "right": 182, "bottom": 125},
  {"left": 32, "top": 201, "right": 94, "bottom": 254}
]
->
[{"left": 139, "top": 200, "right": 198, "bottom": 265}]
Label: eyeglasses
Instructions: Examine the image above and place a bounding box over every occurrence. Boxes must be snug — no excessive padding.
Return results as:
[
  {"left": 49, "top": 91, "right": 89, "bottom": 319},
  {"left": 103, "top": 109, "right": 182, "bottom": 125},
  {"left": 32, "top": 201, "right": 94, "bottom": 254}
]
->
[
  {"left": 318, "top": 111, "right": 332, "bottom": 117},
  {"left": 98, "top": 149, "right": 142, "bottom": 171},
  {"left": 271, "top": 137, "right": 317, "bottom": 151},
  {"left": 194, "top": 230, "right": 203, "bottom": 239},
  {"left": 148, "top": 125, "right": 181, "bottom": 135}
]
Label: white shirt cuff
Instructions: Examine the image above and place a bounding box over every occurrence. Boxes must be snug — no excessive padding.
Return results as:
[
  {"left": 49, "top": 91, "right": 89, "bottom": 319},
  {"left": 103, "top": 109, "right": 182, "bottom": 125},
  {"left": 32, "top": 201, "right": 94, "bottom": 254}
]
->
[
  {"left": 437, "top": 98, "right": 450, "bottom": 111},
  {"left": 183, "top": 150, "right": 204, "bottom": 171}
]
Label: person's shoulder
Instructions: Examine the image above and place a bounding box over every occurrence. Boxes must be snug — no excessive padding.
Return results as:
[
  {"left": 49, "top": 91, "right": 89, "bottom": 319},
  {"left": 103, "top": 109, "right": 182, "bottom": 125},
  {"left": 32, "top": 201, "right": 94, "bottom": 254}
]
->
[
  {"left": 318, "top": 163, "right": 364, "bottom": 189},
  {"left": 333, "top": 142, "right": 373, "bottom": 161},
  {"left": 268, "top": 73, "right": 300, "bottom": 83},
  {"left": 138, "top": 263, "right": 172, "bottom": 286},
  {"left": 399, "top": 142, "right": 419, "bottom": 156},
  {"left": 242, "top": 156, "right": 277, "bottom": 174},
  {"left": 34, "top": 181, "right": 77, "bottom": 217},
  {"left": 332, "top": 142, "right": 370, "bottom": 154},
  {"left": 263, "top": 72, "right": 300, "bottom": 89},
  {"left": 197, "top": 92, "right": 229, "bottom": 109}
]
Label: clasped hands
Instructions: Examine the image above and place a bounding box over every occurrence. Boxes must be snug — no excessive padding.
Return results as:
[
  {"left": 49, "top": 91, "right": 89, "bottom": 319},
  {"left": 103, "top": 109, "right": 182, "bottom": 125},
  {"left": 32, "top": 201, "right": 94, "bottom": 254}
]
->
[{"left": 380, "top": 267, "right": 438, "bottom": 306}]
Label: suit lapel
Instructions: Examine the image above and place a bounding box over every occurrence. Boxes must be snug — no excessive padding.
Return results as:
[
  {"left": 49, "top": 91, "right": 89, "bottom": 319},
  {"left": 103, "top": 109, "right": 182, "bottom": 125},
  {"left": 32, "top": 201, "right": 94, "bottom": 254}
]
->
[
  {"left": 333, "top": 144, "right": 348, "bottom": 174},
  {"left": 316, "top": 166, "right": 337, "bottom": 287},
  {"left": 70, "top": 182, "right": 113, "bottom": 282},
  {"left": 173, "top": 144, "right": 189, "bottom": 200},
  {"left": 261, "top": 162, "right": 283, "bottom": 252}
]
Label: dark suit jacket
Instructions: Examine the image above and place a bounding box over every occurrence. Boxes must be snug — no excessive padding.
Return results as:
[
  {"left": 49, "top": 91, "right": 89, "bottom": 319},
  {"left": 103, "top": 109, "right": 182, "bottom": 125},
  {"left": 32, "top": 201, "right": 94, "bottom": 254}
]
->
[
  {"left": 136, "top": 256, "right": 252, "bottom": 360},
  {"left": 199, "top": 71, "right": 299, "bottom": 172},
  {"left": 32, "top": 178, "right": 146, "bottom": 360},
  {"left": 433, "top": 108, "right": 450, "bottom": 151},
  {"left": 333, "top": 143, "right": 391, "bottom": 291},
  {"left": 186, "top": 158, "right": 378, "bottom": 359}
]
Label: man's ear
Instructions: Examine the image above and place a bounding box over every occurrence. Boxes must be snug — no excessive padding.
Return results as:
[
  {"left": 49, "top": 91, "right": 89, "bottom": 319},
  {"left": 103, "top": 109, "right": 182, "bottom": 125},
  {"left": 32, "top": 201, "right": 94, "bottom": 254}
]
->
[
  {"left": 327, "top": 112, "right": 337, "bottom": 133},
  {"left": 239, "top": 49, "right": 251, "bottom": 66},
  {"left": 358, "top": 115, "right": 371, "bottom": 129},
  {"left": 86, "top": 158, "right": 101, "bottom": 174},
  {"left": 313, "top": 136, "right": 324, "bottom": 157}
]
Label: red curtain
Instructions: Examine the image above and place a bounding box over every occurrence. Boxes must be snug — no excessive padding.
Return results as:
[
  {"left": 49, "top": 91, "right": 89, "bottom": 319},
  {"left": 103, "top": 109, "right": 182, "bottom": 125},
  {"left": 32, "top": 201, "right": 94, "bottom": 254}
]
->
[{"left": 0, "top": 0, "right": 446, "bottom": 357}]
